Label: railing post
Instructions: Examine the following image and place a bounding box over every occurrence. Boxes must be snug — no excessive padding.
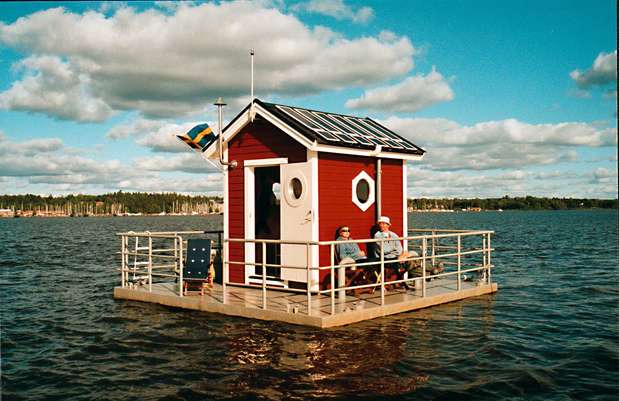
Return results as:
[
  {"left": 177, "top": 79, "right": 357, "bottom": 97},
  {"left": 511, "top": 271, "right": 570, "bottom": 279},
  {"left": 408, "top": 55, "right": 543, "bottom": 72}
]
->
[
  {"left": 421, "top": 237, "right": 427, "bottom": 297},
  {"left": 121, "top": 235, "right": 126, "bottom": 288},
  {"left": 457, "top": 235, "right": 462, "bottom": 291},
  {"left": 306, "top": 243, "right": 311, "bottom": 316},
  {"left": 330, "top": 243, "right": 336, "bottom": 315},
  {"left": 431, "top": 230, "right": 436, "bottom": 266},
  {"left": 487, "top": 233, "right": 492, "bottom": 285},
  {"left": 262, "top": 241, "right": 267, "bottom": 310},
  {"left": 482, "top": 234, "right": 487, "bottom": 274},
  {"left": 178, "top": 236, "right": 184, "bottom": 297},
  {"left": 222, "top": 239, "right": 227, "bottom": 304},
  {"left": 380, "top": 239, "right": 385, "bottom": 307},
  {"left": 147, "top": 233, "right": 152, "bottom": 292}
]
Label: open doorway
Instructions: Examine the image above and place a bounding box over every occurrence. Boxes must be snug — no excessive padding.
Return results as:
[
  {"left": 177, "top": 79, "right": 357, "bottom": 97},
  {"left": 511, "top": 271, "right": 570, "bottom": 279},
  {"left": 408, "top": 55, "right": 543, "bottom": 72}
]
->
[{"left": 254, "top": 166, "right": 281, "bottom": 278}]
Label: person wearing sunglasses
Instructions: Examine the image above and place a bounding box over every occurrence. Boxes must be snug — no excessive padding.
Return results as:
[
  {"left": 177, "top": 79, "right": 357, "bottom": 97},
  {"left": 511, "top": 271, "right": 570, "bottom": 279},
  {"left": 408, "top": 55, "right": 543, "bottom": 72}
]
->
[{"left": 335, "top": 226, "right": 367, "bottom": 262}]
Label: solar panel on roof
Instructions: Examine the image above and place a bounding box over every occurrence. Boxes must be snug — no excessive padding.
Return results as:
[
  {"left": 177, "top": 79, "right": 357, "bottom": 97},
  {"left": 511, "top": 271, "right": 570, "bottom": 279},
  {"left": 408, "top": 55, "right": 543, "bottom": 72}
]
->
[
  {"left": 364, "top": 119, "right": 403, "bottom": 141},
  {"left": 356, "top": 119, "right": 390, "bottom": 139},
  {"left": 279, "top": 106, "right": 324, "bottom": 132},
  {"left": 337, "top": 133, "right": 358, "bottom": 143},
  {"left": 273, "top": 103, "right": 421, "bottom": 154},
  {"left": 315, "top": 130, "right": 340, "bottom": 141},
  {"left": 343, "top": 117, "right": 389, "bottom": 146}
]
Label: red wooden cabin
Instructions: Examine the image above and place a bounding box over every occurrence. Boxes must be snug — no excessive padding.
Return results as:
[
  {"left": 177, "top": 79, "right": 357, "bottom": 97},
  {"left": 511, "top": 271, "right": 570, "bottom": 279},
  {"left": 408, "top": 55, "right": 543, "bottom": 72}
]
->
[{"left": 204, "top": 99, "right": 425, "bottom": 291}]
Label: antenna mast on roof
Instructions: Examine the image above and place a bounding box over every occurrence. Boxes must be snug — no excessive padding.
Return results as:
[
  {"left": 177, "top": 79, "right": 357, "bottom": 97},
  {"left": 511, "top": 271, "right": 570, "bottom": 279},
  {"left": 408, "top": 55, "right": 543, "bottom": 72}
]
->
[{"left": 250, "top": 48, "right": 255, "bottom": 122}]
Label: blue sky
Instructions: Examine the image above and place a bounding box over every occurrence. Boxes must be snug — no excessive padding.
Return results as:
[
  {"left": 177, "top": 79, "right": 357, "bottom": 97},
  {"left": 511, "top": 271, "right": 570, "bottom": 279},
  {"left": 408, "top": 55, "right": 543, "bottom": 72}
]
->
[{"left": 0, "top": 0, "right": 616, "bottom": 198}]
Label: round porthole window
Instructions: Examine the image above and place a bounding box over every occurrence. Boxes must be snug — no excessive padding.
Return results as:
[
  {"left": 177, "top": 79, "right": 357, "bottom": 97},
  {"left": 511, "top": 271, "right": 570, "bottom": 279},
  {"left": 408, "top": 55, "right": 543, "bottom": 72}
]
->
[
  {"left": 284, "top": 172, "right": 307, "bottom": 207},
  {"left": 356, "top": 179, "right": 370, "bottom": 203},
  {"left": 290, "top": 177, "right": 303, "bottom": 199},
  {"left": 351, "top": 171, "right": 375, "bottom": 212}
]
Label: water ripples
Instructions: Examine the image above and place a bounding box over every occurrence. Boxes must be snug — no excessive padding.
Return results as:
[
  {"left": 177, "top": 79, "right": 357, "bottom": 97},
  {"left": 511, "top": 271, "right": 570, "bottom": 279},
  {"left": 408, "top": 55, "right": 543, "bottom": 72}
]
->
[{"left": 1, "top": 212, "right": 618, "bottom": 400}]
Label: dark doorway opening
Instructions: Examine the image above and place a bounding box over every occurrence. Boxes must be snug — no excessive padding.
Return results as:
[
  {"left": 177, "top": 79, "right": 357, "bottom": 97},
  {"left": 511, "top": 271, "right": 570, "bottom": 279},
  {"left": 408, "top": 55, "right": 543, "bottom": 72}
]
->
[{"left": 254, "top": 166, "right": 281, "bottom": 278}]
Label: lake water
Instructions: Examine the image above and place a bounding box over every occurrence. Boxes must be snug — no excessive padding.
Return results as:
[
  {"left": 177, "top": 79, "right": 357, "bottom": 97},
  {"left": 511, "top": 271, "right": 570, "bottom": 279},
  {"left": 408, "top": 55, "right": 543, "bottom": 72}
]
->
[{"left": 1, "top": 210, "right": 617, "bottom": 400}]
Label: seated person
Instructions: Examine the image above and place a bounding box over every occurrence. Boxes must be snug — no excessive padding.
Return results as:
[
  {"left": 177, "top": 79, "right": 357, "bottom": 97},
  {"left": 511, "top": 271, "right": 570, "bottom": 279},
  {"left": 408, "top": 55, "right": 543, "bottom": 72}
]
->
[
  {"left": 373, "top": 216, "right": 411, "bottom": 287},
  {"left": 335, "top": 225, "right": 366, "bottom": 262},
  {"left": 335, "top": 225, "right": 373, "bottom": 294}
]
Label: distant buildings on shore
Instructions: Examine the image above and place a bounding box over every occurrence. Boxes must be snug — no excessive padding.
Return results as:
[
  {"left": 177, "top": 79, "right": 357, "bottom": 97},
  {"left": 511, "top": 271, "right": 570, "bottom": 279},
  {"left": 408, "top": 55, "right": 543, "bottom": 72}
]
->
[
  {"left": 407, "top": 206, "right": 485, "bottom": 212},
  {"left": 0, "top": 199, "right": 224, "bottom": 218}
]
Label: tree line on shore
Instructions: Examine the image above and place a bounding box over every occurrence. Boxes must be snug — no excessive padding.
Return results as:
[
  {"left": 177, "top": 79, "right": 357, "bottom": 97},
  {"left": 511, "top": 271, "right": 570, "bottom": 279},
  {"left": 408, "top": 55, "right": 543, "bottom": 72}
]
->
[
  {"left": 0, "top": 193, "right": 616, "bottom": 215},
  {"left": 408, "top": 196, "right": 617, "bottom": 210},
  {"left": 0, "top": 191, "right": 223, "bottom": 215}
]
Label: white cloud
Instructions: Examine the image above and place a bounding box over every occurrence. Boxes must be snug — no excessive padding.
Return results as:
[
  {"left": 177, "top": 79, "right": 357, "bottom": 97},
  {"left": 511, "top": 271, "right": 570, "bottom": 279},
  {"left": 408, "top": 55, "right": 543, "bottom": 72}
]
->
[
  {"left": 0, "top": 3, "right": 412, "bottom": 119},
  {"left": 0, "top": 55, "right": 113, "bottom": 122},
  {"left": 134, "top": 153, "right": 219, "bottom": 174},
  {"left": 384, "top": 116, "right": 617, "bottom": 171},
  {"left": 293, "top": 0, "right": 374, "bottom": 23},
  {"left": 106, "top": 117, "right": 220, "bottom": 153},
  {"left": 346, "top": 68, "right": 454, "bottom": 112},
  {"left": 570, "top": 50, "right": 617, "bottom": 89},
  {"left": 0, "top": 135, "right": 222, "bottom": 194},
  {"left": 117, "top": 175, "right": 222, "bottom": 194},
  {"left": 407, "top": 166, "right": 617, "bottom": 199},
  {"left": 386, "top": 117, "right": 617, "bottom": 148},
  {"left": 106, "top": 117, "right": 170, "bottom": 140},
  {"left": 0, "top": 135, "right": 63, "bottom": 157}
]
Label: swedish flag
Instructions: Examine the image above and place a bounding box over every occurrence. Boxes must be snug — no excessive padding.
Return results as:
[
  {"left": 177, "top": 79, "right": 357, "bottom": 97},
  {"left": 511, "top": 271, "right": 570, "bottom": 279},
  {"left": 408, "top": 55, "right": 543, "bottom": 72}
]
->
[{"left": 176, "top": 123, "right": 216, "bottom": 152}]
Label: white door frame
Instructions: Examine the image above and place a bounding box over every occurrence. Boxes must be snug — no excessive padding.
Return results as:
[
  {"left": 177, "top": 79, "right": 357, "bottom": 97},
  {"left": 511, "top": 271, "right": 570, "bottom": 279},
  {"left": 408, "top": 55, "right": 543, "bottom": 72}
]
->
[{"left": 243, "top": 157, "right": 288, "bottom": 285}]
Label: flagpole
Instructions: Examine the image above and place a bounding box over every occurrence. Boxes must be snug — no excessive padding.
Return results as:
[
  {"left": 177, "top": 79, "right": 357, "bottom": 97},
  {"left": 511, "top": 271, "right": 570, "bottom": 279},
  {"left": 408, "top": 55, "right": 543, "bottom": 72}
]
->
[
  {"left": 215, "top": 97, "right": 237, "bottom": 169},
  {"left": 250, "top": 48, "right": 255, "bottom": 122}
]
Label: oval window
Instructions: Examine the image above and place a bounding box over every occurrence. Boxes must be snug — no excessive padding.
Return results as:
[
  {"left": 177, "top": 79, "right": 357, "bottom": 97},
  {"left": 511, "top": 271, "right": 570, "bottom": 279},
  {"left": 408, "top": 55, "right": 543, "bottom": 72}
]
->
[
  {"left": 356, "top": 179, "right": 370, "bottom": 203},
  {"left": 290, "top": 177, "right": 303, "bottom": 199}
]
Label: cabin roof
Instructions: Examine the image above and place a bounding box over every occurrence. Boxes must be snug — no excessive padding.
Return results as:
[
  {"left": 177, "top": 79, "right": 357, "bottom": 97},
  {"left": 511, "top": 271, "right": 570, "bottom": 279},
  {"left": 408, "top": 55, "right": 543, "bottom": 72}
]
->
[{"left": 206, "top": 99, "right": 426, "bottom": 160}]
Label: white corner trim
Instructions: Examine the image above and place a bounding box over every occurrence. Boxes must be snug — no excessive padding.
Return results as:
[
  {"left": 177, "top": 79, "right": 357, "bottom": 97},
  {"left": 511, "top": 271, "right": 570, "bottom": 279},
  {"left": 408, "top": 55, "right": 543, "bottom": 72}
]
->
[
  {"left": 244, "top": 166, "right": 255, "bottom": 283},
  {"left": 311, "top": 143, "right": 424, "bottom": 161},
  {"left": 223, "top": 146, "right": 229, "bottom": 285},
  {"left": 308, "top": 149, "right": 320, "bottom": 286},
  {"left": 402, "top": 160, "right": 408, "bottom": 250}
]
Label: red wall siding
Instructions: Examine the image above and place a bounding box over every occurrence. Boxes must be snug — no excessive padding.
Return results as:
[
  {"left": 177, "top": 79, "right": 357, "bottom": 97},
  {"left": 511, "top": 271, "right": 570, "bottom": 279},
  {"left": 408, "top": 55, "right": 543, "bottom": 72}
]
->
[
  {"left": 317, "top": 153, "right": 376, "bottom": 281},
  {"left": 380, "top": 159, "right": 404, "bottom": 238},
  {"left": 227, "top": 120, "right": 306, "bottom": 283},
  {"left": 317, "top": 155, "right": 403, "bottom": 286}
]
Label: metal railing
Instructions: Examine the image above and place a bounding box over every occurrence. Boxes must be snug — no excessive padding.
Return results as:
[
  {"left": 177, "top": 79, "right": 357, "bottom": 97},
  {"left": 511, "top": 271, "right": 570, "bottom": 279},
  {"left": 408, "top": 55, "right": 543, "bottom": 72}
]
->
[
  {"left": 224, "top": 229, "right": 494, "bottom": 316},
  {"left": 117, "top": 230, "right": 223, "bottom": 297},
  {"left": 117, "top": 228, "right": 493, "bottom": 315}
]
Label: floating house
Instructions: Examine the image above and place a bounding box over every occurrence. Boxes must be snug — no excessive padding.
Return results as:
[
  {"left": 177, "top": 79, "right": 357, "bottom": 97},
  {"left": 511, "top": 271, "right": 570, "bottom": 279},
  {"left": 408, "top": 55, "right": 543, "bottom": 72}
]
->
[
  {"left": 114, "top": 99, "right": 498, "bottom": 327},
  {"left": 203, "top": 99, "right": 424, "bottom": 291}
]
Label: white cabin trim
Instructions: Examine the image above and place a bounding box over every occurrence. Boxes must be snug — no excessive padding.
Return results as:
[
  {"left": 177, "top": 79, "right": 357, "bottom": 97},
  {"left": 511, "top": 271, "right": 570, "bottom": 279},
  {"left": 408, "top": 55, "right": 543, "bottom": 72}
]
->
[
  {"left": 244, "top": 157, "right": 288, "bottom": 167},
  {"left": 307, "top": 149, "right": 320, "bottom": 291},
  {"left": 402, "top": 160, "right": 408, "bottom": 250},
  {"left": 243, "top": 157, "right": 289, "bottom": 284},
  {"left": 203, "top": 102, "right": 425, "bottom": 162},
  {"left": 223, "top": 145, "right": 230, "bottom": 286},
  {"left": 243, "top": 166, "right": 255, "bottom": 284}
]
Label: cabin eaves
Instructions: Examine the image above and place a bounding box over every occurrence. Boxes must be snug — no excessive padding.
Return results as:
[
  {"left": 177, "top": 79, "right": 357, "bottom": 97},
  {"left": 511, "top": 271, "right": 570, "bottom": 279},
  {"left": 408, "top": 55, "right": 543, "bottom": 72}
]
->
[{"left": 204, "top": 99, "right": 426, "bottom": 161}]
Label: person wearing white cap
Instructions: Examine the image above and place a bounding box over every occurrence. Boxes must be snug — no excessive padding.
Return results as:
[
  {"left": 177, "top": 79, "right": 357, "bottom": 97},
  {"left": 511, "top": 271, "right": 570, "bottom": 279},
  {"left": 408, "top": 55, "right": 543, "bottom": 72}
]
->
[{"left": 373, "top": 216, "right": 403, "bottom": 259}]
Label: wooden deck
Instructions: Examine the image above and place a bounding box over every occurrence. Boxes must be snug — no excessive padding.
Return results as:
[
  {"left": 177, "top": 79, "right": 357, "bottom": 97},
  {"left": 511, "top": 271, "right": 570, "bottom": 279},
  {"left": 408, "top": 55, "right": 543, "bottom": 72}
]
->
[{"left": 114, "top": 277, "right": 498, "bottom": 328}]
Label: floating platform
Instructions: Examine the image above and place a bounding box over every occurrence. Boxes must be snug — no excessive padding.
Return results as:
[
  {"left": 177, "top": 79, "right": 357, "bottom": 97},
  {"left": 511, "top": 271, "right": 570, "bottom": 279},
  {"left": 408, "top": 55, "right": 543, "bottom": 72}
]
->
[{"left": 114, "top": 278, "right": 498, "bottom": 328}]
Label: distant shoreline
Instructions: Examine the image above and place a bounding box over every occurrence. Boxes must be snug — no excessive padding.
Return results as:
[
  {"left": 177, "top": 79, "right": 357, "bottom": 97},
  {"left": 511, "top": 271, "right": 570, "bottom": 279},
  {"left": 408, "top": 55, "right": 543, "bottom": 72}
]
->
[
  {"left": 1, "top": 193, "right": 616, "bottom": 218},
  {"left": 2, "top": 209, "right": 616, "bottom": 219}
]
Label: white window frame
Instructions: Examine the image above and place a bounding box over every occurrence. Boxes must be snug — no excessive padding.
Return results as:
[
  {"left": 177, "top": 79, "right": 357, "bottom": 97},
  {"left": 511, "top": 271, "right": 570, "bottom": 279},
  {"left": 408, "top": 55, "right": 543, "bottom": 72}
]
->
[{"left": 352, "top": 170, "right": 375, "bottom": 212}]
